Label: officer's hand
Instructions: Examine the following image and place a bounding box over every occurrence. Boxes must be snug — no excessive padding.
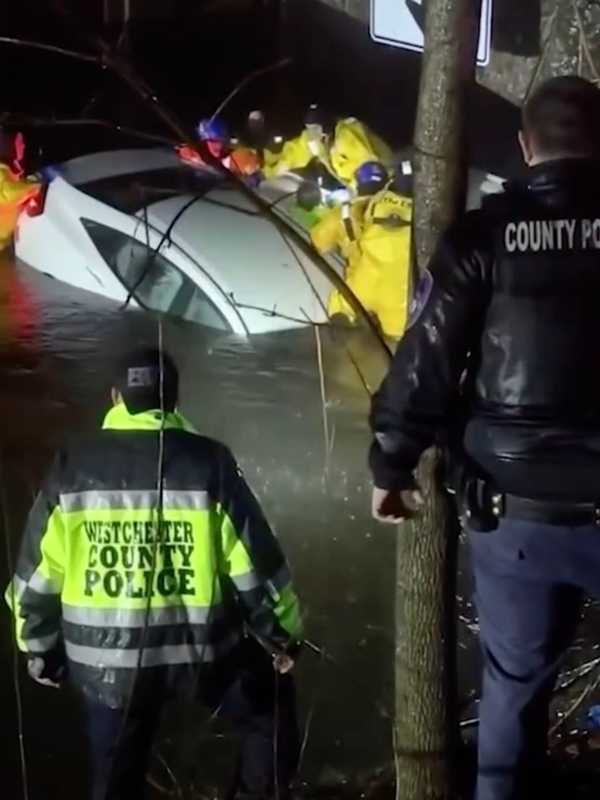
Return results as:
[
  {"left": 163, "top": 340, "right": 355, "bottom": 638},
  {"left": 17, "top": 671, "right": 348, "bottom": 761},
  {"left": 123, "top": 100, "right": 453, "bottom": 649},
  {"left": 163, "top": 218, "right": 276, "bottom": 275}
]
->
[
  {"left": 27, "top": 655, "right": 65, "bottom": 689},
  {"left": 273, "top": 653, "right": 294, "bottom": 674},
  {"left": 32, "top": 675, "right": 61, "bottom": 689},
  {"left": 372, "top": 485, "right": 424, "bottom": 525}
]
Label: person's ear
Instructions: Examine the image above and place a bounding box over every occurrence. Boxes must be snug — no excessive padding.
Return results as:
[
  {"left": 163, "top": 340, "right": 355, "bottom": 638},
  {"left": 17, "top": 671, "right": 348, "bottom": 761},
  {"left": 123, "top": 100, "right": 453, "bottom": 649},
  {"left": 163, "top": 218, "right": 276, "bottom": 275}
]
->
[
  {"left": 518, "top": 130, "right": 534, "bottom": 166},
  {"left": 111, "top": 388, "right": 122, "bottom": 407}
]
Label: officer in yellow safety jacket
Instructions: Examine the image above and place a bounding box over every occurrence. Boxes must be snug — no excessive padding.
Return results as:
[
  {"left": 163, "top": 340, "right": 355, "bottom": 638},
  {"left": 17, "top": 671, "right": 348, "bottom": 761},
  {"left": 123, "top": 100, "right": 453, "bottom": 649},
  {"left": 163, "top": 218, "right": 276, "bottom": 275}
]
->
[
  {"left": 312, "top": 162, "right": 413, "bottom": 339},
  {"left": 7, "top": 347, "right": 302, "bottom": 800}
]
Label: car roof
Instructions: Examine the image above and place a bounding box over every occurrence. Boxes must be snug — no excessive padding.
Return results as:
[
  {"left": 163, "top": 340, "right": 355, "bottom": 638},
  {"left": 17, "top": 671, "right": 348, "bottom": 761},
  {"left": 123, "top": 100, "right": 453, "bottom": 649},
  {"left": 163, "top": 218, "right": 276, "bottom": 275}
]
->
[
  {"left": 144, "top": 190, "right": 332, "bottom": 332},
  {"left": 59, "top": 147, "right": 188, "bottom": 186},
  {"left": 58, "top": 148, "right": 332, "bottom": 332}
]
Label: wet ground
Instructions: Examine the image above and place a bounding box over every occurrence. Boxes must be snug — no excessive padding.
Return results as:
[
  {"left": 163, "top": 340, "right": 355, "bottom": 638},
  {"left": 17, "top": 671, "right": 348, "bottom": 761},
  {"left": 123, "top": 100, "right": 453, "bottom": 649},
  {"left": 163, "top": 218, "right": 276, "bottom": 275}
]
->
[
  {"left": 0, "top": 253, "right": 399, "bottom": 798},
  {"left": 1, "top": 2, "right": 600, "bottom": 798}
]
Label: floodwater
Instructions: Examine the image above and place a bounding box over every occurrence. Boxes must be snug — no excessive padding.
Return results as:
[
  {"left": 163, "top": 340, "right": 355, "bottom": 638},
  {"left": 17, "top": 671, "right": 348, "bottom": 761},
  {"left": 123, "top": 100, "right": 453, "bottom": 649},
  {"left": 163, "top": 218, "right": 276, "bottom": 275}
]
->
[
  {"left": 3, "top": 255, "right": 600, "bottom": 800},
  {"left": 2, "top": 2, "right": 600, "bottom": 798},
  {"left": 0, "top": 253, "right": 403, "bottom": 798}
]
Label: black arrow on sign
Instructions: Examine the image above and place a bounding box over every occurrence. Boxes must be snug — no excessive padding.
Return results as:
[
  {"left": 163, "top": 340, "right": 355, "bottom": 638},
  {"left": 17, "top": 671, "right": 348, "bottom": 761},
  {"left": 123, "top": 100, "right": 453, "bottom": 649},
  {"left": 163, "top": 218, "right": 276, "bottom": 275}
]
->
[{"left": 406, "top": 0, "right": 426, "bottom": 34}]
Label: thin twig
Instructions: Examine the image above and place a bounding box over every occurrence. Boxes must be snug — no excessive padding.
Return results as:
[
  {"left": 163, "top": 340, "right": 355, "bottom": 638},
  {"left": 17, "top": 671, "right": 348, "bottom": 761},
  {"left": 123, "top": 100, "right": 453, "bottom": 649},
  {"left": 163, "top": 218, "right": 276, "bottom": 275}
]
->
[
  {"left": 523, "top": 7, "right": 559, "bottom": 102},
  {"left": 0, "top": 452, "right": 30, "bottom": 800},
  {"left": 228, "top": 295, "right": 328, "bottom": 327},
  {"left": 0, "top": 114, "right": 176, "bottom": 147},
  {"left": 328, "top": 422, "right": 336, "bottom": 460},
  {"left": 550, "top": 663, "right": 600, "bottom": 737},
  {"left": 0, "top": 36, "right": 99, "bottom": 64},
  {"left": 314, "top": 325, "right": 330, "bottom": 483},
  {"left": 152, "top": 751, "right": 184, "bottom": 800},
  {"left": 209, "top": 58, "right": 292, "bottom": 122},
  {"left": 273, "top": 671, "right": 280, "bottom": 800},
  {"left": 556, "top": 657, "right": 600, "bottom": 693},
  {"left": 392, "top": 723, "right": 401, "bottom": 800},
  {"left": 146, "top": 774, "right": 175, "bottom": 796}
]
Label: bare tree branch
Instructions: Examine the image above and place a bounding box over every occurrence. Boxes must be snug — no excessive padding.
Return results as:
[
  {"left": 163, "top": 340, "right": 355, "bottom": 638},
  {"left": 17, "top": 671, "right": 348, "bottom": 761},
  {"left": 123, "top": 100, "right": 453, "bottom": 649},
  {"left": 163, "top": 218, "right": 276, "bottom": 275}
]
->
[
  {"left": 209, "top": 58, "right": 293, "bottom": 122},
  {"left": 0, "top": 36, "right": 99, "bottom": 64},
  {"left": 227, "top": 294, "right": 329, "bottom": 327},
  {"left": 0, "top": 113, "right": 176, "bottom": 147}
]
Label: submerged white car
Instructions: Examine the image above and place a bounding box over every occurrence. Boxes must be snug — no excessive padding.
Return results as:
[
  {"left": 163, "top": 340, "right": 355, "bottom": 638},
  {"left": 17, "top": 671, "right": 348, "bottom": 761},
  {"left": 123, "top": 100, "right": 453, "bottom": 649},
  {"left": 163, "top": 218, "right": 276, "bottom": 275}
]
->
[
  {"left": 15, "top": 147, "right": 340, "bottom": 336},
  {"left": 15, "top": 146, "right": 504, "bottom": 336}
]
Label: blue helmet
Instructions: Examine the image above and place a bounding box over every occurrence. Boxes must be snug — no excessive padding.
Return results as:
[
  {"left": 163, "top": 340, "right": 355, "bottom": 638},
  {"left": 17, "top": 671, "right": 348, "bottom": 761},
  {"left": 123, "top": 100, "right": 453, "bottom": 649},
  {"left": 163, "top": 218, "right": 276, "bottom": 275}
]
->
[
  {"left": 355, "top": 161, "right": 389, "bottom": 195},
  {"left": 197, "top": 117, "right": 230, "bottom": 142}
]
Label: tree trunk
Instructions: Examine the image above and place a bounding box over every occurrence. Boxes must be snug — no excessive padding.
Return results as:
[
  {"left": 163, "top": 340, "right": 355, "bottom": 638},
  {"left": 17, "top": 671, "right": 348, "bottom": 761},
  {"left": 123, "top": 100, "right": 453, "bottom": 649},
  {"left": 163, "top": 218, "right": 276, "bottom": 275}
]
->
[
  {"left": 394, "top": 2, "right": 479, "bottom": 799},
  {"left": 478, "top": 0, "right": 600, "bottom": 107}
]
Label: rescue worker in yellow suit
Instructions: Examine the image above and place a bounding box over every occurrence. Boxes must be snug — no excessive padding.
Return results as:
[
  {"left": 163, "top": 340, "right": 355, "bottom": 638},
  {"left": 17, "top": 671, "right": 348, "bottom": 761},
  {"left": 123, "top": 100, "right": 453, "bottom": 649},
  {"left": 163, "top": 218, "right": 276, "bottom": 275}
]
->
[
  {"left": 311, "top": 161, "right": 413, "bottom": 339},
  {"left": 328, "top": 117, "right": 394, "bottom": 189},
  {"left": 263, "top": 104, "right": 329, "bottom": 179},
  {"left": 0, "top": 129, "right": 41, "bottom": 251}
]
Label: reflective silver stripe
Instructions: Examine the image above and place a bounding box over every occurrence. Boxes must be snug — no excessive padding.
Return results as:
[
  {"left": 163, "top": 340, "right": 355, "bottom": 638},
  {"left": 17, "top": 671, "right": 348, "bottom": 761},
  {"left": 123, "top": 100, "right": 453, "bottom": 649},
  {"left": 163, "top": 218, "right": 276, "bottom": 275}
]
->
[
  {"left": 28, "top": 570, "right": 61, "bottom": 596},
  {"left": 62, "top": 604, "right": 222, "bottom": 628},
  {"left": 60, "top": 490, "right": 210, "bottom": 513},
  {"left": 24, "top": 632, "right": 60, "bottom": 653},
  {"left": 231, "top": 571, "right": 261, "bottom": 592},
  {"left": 65, "top": 633, "right": 239, "bottom": 668},
  {"left": 267, "top": 565, "right": 292, "bottom": 593},
  {"left": 11, "top": 575, "right": 27, "bottom": 601},
  {"left": 11, "top": 571, "right": 61, "bottom": 599}
]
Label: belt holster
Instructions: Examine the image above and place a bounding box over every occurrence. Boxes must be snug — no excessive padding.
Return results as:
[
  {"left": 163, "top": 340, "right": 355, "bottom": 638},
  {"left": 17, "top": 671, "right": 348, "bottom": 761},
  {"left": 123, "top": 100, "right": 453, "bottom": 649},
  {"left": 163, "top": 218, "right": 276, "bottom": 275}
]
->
[{"left": 459, "top": 475, "right": 504, "bottom": 532}]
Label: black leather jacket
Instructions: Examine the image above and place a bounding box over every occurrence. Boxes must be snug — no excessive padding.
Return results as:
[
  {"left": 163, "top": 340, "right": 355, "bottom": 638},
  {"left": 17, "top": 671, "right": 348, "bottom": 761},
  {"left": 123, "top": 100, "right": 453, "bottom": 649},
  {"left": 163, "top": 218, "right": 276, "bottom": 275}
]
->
[{"left": 370, "top": 159, "right": 600, "bottom": 501}]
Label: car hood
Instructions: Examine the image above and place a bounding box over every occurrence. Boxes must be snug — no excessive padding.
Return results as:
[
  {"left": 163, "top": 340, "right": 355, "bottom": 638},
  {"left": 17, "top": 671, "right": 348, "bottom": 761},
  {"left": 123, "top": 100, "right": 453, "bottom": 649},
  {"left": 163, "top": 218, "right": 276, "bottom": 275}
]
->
[{"left": 142, "top": 187, "right": 339, "bottom": 332}]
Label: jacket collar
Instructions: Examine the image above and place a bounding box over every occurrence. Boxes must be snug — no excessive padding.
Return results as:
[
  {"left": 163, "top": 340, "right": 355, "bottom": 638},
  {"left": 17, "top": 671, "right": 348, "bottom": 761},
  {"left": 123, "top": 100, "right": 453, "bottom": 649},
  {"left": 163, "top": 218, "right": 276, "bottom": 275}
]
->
[
  {"left": 507, "top": 158, "right": 600, "bottom": 196},
  {"left": 102, "top": 402, "right": 198, "bottom": 433}
]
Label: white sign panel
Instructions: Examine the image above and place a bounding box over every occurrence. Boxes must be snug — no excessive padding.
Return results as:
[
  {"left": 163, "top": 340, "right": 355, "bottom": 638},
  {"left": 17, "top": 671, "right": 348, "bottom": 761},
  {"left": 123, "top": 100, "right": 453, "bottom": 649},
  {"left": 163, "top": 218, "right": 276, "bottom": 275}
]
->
[{"left": 370, "top": 0, "right": 492, "bottom": 67}]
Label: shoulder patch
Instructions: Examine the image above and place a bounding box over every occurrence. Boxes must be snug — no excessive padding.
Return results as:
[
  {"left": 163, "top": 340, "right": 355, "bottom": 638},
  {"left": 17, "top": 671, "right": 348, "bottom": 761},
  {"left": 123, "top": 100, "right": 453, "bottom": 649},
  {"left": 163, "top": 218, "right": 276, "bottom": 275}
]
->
[{"left": 407, "top": 269, "right": 433, "bottom": 329}]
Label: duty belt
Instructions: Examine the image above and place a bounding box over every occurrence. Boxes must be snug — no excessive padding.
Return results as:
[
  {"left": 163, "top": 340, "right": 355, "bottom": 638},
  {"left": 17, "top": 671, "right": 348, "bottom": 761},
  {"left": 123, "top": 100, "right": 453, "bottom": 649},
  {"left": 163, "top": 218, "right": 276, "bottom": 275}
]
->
[
  {"left": 494, "top": 493, "right": 600, "bottom": 527},
  {"left": 459, "top": 475, "right": 600, "bottom": 530}
]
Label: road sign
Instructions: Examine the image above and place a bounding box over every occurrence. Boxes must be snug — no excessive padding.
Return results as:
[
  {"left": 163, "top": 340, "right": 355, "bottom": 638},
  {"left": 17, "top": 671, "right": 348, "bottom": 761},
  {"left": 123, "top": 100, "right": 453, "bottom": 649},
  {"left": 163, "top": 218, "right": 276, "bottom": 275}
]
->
[{"left": 370, "top": 0, "right": 493, "bottom": 67}]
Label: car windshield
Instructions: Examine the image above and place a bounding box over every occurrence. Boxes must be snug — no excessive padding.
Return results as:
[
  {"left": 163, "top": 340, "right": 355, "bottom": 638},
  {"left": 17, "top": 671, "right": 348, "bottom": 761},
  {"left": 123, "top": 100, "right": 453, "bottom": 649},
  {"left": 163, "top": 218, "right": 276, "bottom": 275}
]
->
[
  {"left": 81, "top": 219, "right": 232, "bottom": 331},
  {"left": 76, "top": 166, "right": 226, "bottom": 214}
]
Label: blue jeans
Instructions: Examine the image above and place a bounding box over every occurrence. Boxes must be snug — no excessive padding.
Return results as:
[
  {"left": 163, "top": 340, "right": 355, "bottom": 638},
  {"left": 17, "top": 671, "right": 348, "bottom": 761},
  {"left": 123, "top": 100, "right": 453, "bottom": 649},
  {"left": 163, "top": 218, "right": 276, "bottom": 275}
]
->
[
  {"left": 81, "top": 642, "right": 299, "bottom": 800},
  {"left": 469, "top": 518, "right": 600, "bottom": 800}
]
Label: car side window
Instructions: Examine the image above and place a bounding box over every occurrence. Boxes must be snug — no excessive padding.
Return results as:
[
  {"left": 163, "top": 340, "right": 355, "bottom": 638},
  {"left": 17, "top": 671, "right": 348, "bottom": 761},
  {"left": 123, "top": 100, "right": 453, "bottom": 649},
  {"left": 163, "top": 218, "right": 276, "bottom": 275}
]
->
[{"left": 81, "top": 219, "right": 231, "bottom": 331}]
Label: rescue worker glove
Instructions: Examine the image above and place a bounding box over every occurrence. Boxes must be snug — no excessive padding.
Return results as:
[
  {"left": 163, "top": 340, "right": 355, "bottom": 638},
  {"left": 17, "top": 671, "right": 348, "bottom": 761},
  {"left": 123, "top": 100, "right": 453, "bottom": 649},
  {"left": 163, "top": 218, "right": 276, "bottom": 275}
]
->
[
  {"left": 273, "top": 652, "right": 295, "bottom": 674},
  {"left": 371, "top": 485, "right": 424, "bottom": 525}
]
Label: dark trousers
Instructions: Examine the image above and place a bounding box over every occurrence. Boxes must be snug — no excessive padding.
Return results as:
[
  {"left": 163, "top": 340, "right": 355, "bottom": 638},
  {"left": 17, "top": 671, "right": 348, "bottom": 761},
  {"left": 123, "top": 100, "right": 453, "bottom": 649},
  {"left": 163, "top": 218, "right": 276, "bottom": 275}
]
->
[
  {"left": 469, "top": 518, "right": 600, "bottom": 800},
  {"left": 81, "top": 642, "right": 299, "bottom": 800}
]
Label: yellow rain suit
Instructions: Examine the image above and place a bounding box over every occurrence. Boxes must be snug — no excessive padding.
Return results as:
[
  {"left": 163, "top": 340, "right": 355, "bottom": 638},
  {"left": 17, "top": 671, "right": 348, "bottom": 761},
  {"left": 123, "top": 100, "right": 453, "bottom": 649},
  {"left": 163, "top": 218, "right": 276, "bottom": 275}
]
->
[
  {"left": 311, "top": 195, "right": 369, "bottom": 265},
  {"left": 0, "top": 165, "right": 41, "bottom": 251},
  {"left": 328, "top": 118, "right": 394, "bottom": 188},
  {"left": 264, "top": 117, "right": 393, "bottom": 189},
  {"left": 263, "top": 130, "right": 328, "bottom": 179},
  {"left": 313, "top": 187, "right": 412, "bottom": 339}
]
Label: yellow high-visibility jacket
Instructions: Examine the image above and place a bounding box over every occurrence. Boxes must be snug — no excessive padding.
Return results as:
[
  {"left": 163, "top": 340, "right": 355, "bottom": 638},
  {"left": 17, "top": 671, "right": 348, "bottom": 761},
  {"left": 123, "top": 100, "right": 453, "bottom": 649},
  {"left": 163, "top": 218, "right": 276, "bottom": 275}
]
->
[
  {"left": 0, "top": 165, "right": 41, "bottom": 250},
  {"left": 6, "top": 403, "right": 303, "bottom": 707}
]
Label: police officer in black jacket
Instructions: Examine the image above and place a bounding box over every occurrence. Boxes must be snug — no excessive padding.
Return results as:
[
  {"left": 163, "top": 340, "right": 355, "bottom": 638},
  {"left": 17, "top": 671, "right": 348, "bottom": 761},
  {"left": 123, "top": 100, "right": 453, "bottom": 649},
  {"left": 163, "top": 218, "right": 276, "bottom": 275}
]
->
[{"left": 369, "top": 76, "right": 600, "bottom": 800}]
